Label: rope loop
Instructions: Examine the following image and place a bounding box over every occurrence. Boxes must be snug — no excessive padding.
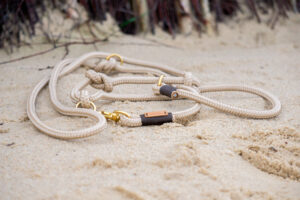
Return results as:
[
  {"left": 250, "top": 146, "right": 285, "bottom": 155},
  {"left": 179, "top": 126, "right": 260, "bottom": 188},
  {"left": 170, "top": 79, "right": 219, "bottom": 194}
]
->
[{"left": 27, "top": 51, "right": 281, "bottom": 139}]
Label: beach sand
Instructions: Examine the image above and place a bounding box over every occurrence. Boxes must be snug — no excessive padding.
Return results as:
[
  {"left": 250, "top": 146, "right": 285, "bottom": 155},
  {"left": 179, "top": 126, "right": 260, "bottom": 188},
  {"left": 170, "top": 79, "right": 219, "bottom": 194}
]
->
[{"left": 0, "top": 13, "right": 300, "bottom": 200}]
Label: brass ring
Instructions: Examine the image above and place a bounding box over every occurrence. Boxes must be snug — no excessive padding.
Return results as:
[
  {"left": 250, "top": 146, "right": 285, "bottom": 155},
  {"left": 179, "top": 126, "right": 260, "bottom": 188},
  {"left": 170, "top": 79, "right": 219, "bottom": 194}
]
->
[
  {"left": 106, "top": 54, "right": 124, "bottom": 65},
  {"left": 157, "top": 75, "right": 164, "bottom": 86},
  {"left": 75, "top": 101, "right": 96, "bottom": 111}
]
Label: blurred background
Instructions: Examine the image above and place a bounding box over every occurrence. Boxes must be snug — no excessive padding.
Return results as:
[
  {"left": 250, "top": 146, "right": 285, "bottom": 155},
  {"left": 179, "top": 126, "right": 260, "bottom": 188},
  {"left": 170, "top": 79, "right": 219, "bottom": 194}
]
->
[{"left": 1, "top": 0, "right": 299, "bottom": 54}]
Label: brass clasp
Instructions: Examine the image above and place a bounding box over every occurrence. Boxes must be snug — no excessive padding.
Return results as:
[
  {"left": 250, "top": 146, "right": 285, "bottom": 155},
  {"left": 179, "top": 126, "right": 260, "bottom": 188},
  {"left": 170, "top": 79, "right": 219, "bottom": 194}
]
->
[{"left": 101, "top": 110, "right": 130, "bottom": 122}]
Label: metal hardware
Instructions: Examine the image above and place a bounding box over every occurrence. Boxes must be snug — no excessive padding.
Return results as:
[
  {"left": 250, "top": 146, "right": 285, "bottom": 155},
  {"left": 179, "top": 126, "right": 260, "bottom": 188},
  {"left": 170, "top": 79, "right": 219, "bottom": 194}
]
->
[
  {"left": 75, "top": 101, "right": 96, "bottom": 111},
  {"left": 106, "top": 54, "right": 124, "bottom": 65},
  {"left": 101, "top": 110, "right": 130, "bottom": 122},
  {"left": 157, "top": 75, "right": 164, "bottom": 86}
]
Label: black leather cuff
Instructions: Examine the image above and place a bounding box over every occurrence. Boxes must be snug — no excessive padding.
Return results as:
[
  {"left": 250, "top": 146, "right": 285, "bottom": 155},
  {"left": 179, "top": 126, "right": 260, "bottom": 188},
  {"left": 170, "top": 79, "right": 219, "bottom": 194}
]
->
[
  {"left": 140, "top": 113, "right": 173, "bottom": 126},
  {"left": 159, "top": 85, "right": 178, "bottom": 98}
]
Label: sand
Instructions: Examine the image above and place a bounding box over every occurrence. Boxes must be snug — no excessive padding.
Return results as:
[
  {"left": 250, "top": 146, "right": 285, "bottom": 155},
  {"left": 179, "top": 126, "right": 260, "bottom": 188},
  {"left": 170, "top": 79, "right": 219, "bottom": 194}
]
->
[{"left": 0, "top": 13, "right": 300, "bottom": 200}]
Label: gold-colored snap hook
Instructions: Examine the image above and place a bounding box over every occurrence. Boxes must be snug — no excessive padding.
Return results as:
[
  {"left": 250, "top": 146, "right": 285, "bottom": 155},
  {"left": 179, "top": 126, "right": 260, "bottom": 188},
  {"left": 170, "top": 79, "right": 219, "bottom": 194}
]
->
[
  {"left": 106, "top": 54, "right": 124, "bottom": 65},
  {"left": 100, "top": 110, "right": 131, "bottom": 122},
  {"left": 113, "top": 110, "right": 131, "bottom": 118},
  {"left": 75, "top": 101, "right": 96, "bottom": 111}
]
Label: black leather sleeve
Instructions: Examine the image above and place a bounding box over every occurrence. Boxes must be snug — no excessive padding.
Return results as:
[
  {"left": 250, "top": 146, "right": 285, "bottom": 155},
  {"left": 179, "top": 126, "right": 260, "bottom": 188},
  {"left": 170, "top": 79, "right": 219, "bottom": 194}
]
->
[
  {"left": 159, "top": 85, "right": 177, "bottom": 98},
  {"left": 140, "top": 113, "right": 173, "bottom": 126}
]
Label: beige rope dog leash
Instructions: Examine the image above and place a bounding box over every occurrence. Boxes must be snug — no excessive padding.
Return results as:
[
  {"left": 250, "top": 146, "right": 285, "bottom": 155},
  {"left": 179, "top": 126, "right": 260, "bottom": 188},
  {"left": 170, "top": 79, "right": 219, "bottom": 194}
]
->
[{"left": 27, "top": 52, "right": 281, "bottom": 139}]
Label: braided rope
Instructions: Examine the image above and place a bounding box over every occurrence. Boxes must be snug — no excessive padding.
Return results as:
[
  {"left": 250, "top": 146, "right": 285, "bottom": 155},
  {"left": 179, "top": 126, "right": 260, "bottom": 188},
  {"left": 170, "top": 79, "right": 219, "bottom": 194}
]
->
[{"left": 27, "top": 52, "right": 281, "bottom": 139}]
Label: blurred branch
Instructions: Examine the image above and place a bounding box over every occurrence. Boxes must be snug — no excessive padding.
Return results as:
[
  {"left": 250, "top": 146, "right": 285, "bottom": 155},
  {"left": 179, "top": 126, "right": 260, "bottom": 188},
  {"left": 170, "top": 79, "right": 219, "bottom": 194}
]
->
[{"left": 0, "top": 38, "right": 108, "bottom": 65}]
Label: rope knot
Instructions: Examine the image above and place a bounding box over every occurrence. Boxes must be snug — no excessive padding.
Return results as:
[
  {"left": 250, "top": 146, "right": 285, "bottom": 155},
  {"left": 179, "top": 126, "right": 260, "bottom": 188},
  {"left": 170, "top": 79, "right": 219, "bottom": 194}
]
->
[
  {"left": 85, "top": 70, "right": 113, "bottom": 92},
  {"left": 94, "top": 58, "right": 117, "bottom": 73},
  {"left": 184, "top": 72, "right": 193, "bottom": 86}
]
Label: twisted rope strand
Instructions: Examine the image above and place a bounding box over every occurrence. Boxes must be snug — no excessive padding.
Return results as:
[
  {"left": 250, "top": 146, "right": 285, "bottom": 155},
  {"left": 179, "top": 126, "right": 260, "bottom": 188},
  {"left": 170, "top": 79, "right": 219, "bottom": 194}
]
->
[{"left": 27, "top": 52, "right": 281, "bottom": 139}]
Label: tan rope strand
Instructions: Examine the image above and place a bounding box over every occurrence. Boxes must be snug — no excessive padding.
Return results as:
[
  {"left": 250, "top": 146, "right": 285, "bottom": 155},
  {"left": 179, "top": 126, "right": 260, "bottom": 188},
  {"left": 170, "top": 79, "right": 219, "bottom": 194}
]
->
[
  {"left": 177, "top": 86, "right": 281, "bottom": 118},
  {"left": 27, "top": 59, "right": 107, "bottom": 139},
  {"left": 27, "top": 51, "right": 281, "bottom": 139}
]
